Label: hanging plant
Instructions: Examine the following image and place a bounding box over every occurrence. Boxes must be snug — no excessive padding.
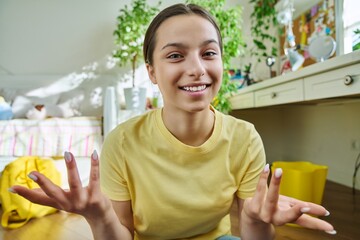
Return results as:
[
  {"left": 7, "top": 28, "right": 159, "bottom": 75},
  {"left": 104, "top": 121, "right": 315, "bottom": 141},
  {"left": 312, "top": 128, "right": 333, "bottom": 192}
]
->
[{"left": 249, "top": 0, "right": 279, "bottom": 62}]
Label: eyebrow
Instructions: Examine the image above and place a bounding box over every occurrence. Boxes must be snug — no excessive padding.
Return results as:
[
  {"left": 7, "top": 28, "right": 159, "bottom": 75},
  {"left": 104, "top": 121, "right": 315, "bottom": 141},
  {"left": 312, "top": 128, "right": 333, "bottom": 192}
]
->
[{"left": 160, "top": 39, "right": 219, "bottom": 51}]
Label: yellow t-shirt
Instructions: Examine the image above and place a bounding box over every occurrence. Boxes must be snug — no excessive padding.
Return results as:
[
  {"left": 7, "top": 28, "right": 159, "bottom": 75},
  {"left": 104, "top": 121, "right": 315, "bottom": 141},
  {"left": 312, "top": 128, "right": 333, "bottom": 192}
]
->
[{"left": 100, "top": 108, "right": 265, "bottom": 240}]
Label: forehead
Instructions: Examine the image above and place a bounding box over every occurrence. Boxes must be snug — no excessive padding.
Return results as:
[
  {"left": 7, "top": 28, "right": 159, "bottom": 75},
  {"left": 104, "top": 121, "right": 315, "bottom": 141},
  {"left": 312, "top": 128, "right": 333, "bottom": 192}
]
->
[{"left": 155, "top": 14, "right": 219, "bottom": 48}]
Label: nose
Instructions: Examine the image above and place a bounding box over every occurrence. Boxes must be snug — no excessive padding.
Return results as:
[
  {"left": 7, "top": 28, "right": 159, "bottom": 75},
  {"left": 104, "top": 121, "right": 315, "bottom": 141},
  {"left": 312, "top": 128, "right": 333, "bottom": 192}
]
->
[{"left": 186, "top": 54, "right": 205, "bottom": 78}]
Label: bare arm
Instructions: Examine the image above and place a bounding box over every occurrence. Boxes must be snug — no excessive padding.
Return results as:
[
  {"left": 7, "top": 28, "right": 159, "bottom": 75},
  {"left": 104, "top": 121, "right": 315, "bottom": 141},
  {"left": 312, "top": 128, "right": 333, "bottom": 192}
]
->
[
  {"left": 11, "top": 151, "right": 132, "bottom": 240},
  {"left": 111, "top": 200, "right": 135, "bottom": 238},
  {"left": 237, "top": 164, "right": 335, "bottom": 240}
]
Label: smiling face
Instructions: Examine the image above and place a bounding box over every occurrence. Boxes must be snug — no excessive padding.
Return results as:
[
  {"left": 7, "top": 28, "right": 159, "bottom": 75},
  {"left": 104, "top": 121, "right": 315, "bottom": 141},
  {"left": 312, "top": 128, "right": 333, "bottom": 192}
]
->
[{"left": 146, "top": 14, "right": 223, "bottom": 114}]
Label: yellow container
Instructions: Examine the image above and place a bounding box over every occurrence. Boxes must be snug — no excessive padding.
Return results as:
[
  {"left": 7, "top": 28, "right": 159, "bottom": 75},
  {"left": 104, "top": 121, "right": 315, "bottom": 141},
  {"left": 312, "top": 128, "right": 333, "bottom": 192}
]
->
[{"left": 271, "top": 161, "right": 328, "bottom": 205}]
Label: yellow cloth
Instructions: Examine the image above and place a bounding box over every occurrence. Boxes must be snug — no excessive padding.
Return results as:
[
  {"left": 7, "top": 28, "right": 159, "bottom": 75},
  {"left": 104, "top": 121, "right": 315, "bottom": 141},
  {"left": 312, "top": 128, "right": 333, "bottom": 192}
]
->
[
  {"left": 100, "top": 108, "right": 265, "bottom": 239},
  {"left": 0, "top": 156, "right": 61, "bottom": 229}
]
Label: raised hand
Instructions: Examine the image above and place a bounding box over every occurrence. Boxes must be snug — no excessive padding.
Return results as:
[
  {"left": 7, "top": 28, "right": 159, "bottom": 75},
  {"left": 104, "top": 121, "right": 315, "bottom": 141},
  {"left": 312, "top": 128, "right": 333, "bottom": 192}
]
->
[
  {"left": 9, "top": 151, "right": 112, "bottom": 220},
  {"left": 242, "top": 164, "right": 336, "bottom": 235}
]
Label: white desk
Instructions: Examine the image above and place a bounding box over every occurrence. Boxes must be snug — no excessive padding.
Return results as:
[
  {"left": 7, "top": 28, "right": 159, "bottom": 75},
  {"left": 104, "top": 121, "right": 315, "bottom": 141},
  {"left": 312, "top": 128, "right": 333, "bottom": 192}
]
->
[{"left": 229, "top": 51, "right": 360, "bottom": 110}]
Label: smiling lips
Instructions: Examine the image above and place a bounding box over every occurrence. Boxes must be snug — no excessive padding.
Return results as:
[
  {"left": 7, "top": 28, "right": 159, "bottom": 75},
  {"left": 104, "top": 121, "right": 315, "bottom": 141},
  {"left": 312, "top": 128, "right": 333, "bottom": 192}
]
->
[{"left": 180, "top": 84, "right": 209, "bottom": 92}]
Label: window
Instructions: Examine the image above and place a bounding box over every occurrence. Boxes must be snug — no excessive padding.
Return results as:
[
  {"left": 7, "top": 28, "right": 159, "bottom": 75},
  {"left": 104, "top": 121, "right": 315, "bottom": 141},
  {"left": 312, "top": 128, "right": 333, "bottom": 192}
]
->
[{"left": 339, "top": 0, "right": 360, "bottom": 54}]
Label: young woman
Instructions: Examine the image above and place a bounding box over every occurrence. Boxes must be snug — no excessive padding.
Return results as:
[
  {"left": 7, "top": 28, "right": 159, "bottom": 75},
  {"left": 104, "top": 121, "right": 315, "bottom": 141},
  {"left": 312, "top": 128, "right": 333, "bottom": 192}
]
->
[{"left": 11, "top": 3, "right": 336, "bottom": 240}]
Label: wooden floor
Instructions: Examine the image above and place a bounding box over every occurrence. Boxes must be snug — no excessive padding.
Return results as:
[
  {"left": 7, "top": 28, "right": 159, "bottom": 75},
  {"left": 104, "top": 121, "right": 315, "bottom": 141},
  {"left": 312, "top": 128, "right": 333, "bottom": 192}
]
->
[
  {"left": 1, "top": 180, "right": 359, "bottom": 240},
  {"left": 230, "top": 180, "right": 360, "bottom": 240}
]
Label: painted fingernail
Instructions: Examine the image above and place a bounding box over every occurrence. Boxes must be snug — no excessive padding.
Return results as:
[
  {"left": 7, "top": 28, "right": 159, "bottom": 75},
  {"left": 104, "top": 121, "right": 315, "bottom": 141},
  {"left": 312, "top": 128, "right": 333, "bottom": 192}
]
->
[
  {"left": 275, "top": 168, "right": 282, "bottom": 178},
  {"left": 325, "top": 210, "right": 330, "bottom": 216},
  {"left": 263, "top": 163, "right": 270, "bottom": 173},
  {"left": 28, "top": 173, "right": 38, "bottom": 182},
  {"left": 300, "top": 207, "right": 311, "bottom": 213},
  {"left": 92, "top": 150, "right": 98, "bottom": 161},
  {"left": 325, "top": 230, "right": 337, "bottom": 235},
  {"left": 64, "top": 151, "right": 72, "bottom": 163},
  {"left": 8, "top": 187, "right": 17, "bottom": 194}
]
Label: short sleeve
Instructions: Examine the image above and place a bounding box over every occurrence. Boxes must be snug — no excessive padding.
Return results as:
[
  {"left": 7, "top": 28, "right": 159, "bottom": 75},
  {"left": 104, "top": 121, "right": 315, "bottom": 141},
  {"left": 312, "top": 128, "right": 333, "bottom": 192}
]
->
[
  {"left": 100, "top": 127, "right": 131, "bottom": 201},
  {"left": 236, "top": 125, "right": 266, "bottom": 199}
]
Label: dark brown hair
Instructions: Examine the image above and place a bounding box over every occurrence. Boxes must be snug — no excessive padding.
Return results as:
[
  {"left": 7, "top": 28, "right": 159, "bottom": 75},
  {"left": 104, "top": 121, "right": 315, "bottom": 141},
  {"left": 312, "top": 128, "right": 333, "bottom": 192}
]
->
[{"left": 143, "top": 3, "right": 223, "bottom": 65}]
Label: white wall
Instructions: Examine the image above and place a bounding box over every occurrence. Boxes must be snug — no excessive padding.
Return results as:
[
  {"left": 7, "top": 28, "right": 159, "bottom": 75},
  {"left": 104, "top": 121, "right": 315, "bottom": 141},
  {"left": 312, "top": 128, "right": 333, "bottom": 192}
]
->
[
  {"left": 231, "top": 100, "right": 360, "bottom": 190},
  {"left": 0, "top": 0, "right": 178, "bottom": 76}
]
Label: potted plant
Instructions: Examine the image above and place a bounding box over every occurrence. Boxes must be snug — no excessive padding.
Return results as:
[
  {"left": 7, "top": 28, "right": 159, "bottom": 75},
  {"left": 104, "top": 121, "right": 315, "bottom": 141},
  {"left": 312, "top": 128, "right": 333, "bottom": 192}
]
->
[
  {"left": 113, "top": 0, "right": 160, "bottom": 110},
  {"left": 249, "top": 0, "right": 279, "bottom": 63},
  {"left": 186, "top": 0, "right": 246, "bottom": 114}
]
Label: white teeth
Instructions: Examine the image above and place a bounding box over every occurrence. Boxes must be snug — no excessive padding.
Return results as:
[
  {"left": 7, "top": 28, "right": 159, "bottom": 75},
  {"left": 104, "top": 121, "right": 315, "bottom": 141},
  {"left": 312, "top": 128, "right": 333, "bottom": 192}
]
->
[{"left": 182, "top": 85, "right": 206, "bottom": 92}]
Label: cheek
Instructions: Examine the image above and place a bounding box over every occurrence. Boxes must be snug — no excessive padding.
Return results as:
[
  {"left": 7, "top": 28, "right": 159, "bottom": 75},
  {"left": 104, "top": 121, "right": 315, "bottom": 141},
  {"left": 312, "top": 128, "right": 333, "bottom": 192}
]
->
[{"left": 211, "top": 63, "right": 223, "bottom": 83}]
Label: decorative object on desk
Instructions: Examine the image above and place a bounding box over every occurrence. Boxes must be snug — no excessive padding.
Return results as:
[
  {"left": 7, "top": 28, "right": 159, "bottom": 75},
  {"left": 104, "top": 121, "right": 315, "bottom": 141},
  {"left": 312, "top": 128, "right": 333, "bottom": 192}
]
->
[
  {"left": 285, "top": 47, "right": 305, "bottom": 71},
  {"left": 307, "top": 10, "right": 336, "bottom": 62},
  {"left": 113, "top": 0, "right": 160, "bottom": 111},
  {"left": 277, "top": 0, "right": 304, "bottom": 71},
  {"left": 265, "top": 56, "right": 276, "bottom": 78},
  {"left": 249, "top": 0, "right": 279, "bottom": 63},
  {"left": 229, "top": 69, "right": 245, "bottom": 89},
  {"left": 243, "top": 64, "right": 254, "bottom": 87},
  {"left": 308, "top": 35, "right": 336, "bottom": 62},
  {"left": 187, "top": 0, "right": 245, "bottom": 114}
]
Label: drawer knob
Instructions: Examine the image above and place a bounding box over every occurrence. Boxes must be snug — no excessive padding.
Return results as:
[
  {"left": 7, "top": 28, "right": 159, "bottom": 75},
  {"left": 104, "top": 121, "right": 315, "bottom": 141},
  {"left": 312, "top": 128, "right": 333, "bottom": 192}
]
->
[
  {"left": 271, "top": 92, "right": 277, "bottom": 98},
  {"left": 344, "top": 75, "right": 353, "bottom": 85}
]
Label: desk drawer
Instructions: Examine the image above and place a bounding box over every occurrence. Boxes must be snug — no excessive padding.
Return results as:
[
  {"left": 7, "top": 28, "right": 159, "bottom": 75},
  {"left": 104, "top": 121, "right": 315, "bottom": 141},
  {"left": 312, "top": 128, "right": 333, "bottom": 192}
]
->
[
  {"left": 304, "top": 63, "right": 360, "bottom": 100},
  {"left": 229, "top": 92, "right": 254, "bottom": 109},
  {"left": 255, "top": 80, "right": 304, "bottom": 107}
]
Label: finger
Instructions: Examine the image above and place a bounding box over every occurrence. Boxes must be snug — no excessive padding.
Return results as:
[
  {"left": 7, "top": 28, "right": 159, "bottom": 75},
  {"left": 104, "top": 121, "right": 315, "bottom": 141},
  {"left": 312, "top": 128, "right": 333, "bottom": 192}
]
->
[
  {"left": 295, "top": 201, "right": 329, "bottom": 217},
  {"left": 293, "top": 213, "right": 335, "bottom": 233},
  {"left": 14, "top": 171, "right": 68, "bottom": 208},
  {"left": 251, "top": 164, "right": 270, "bottom": 204},
  {"left": 264, "top": 168, "right": 282, "bottom": 213},
  {"left": 88, "top": 150, "right": 100, "bottom": 194},
  {"left": 276, "top": 201, "right": 330, "bottom": 226},
  {"left": 278, "top": 196, "right": 330, "bottom": 217},
  {"left": 64, "top": 151, "right": 83, "bottom": 195},
  {"left": 10, "top": 186, "right": 59, "bottom": 209}
]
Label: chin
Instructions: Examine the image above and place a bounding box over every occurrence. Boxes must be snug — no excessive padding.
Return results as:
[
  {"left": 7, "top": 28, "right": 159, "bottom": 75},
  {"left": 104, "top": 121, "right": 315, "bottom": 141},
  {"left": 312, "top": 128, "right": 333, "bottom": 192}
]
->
[{"left": 185, "top": 102, "right": 211, "bottom": 113}]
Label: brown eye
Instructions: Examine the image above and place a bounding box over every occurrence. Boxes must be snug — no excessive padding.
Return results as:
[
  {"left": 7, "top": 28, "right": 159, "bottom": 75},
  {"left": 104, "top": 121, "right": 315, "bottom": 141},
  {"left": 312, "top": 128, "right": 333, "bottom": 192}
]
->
[
  {"left": 167, "top": 53, "right": 183, "bottom": 59},
  {"left": 203, "top": 51, "right": 217, "bottom": 57}
]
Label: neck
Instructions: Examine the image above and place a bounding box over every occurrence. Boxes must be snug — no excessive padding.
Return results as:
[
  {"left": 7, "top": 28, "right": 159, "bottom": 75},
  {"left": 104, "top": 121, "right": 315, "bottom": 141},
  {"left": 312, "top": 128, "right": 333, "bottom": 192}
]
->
[{"left": 161, "top": 107, "right": 215, "bottom": 147}]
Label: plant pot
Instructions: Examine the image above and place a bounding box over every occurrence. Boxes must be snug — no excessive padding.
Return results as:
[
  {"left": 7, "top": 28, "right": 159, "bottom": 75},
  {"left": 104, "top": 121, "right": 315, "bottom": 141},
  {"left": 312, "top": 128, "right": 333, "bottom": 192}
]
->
[{"left": 124, "top": 87, "right": 147, "bottom": 111}]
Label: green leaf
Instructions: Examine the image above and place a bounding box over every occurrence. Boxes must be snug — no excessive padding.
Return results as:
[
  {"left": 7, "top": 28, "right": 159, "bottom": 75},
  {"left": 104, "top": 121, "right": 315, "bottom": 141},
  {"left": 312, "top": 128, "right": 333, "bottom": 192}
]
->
[{"left": 113, "top": 0, "right": 161, "bottom": 86}]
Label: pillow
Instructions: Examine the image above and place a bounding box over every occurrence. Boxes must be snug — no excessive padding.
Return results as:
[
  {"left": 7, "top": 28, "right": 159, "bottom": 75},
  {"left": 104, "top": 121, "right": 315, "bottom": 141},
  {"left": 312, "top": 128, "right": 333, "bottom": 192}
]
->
[
  {"left": 11, "top": 96, "right": 34, "bottom": 119},
  {"left": 57, "top": 89, "right": 85, "bottom": 116},
  {"left": 46, "top": 101, "right": 81, "bottom": 118},
  {"left": 12, "top": 95, "right": 60, "bottom": 119}
]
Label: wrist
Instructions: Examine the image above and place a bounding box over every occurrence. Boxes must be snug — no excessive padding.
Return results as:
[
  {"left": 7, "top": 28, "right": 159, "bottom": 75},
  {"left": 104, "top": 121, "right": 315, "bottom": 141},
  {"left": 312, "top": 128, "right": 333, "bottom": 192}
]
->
[
  {"left": 86, "top": 208, "right": 132, "bottom": 240},
  {"left": 85, "top": 206, "right": 117, "bottom": 226},
  {"left": 240, "top": 211, "right": 275, "bottom": 240}
]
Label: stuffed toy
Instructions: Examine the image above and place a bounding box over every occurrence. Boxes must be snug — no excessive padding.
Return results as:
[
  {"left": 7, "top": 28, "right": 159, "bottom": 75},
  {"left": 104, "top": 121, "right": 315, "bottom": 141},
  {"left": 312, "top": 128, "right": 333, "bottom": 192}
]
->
[
  {"left": 26, "top": 105, "right": 47, "bottom": 120},
  {"left": 0, "top": 96, "right": 13, "bottom": 120}
]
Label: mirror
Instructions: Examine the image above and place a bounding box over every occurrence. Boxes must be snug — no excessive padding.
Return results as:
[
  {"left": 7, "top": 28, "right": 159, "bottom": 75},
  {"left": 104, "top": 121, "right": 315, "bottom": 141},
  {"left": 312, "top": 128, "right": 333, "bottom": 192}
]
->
[{"left": 308, "top": 35, "right": 336, "bottom": 62}]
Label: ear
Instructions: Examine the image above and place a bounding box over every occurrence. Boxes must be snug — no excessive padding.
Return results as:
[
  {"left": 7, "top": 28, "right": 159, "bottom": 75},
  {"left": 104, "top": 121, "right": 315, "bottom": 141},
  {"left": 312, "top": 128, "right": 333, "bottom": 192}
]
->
[{"left": 146, "top": 63, "right": 157, "bottom": 84}]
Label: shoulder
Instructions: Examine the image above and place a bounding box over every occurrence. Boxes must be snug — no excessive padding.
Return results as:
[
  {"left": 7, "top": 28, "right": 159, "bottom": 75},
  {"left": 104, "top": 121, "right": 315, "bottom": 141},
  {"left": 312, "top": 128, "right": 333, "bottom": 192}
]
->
[
  {"left": 217, "top": 110, "right": 256, "bottom": 135},
  {"left": 104, "top": 109, "right": 158, "bottom": 144}
]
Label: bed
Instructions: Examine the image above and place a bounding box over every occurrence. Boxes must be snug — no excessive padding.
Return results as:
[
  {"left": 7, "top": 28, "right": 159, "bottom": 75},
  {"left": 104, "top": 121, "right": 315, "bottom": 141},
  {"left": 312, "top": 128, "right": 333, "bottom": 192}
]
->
[
  {"left": 0, "top": 116, "right": 103, "bottom": 188},
  {"left": 0, "top": 84, "right": 140, "bottom": 189}
]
